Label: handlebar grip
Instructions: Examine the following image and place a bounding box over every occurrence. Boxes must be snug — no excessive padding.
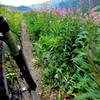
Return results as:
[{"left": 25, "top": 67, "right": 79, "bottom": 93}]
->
[{"left": 0, "top": 16, "right": 10, "bottom": 33}]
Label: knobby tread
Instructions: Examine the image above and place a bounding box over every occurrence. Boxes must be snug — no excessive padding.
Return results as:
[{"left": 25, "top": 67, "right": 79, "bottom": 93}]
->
[{"left": 0, "top": 40, "right": 8, "bottom": 99}]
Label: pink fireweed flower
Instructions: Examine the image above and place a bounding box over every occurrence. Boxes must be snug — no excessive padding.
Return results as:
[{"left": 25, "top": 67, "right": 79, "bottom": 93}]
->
[
  {"left": 52, "top": 8, "right": 56, "bottom": 15},
  {"left": 61, "top": 8, "right": 73, "bottom": 15},
  {"left": 62, "top": 8, "right": 67, "bottom": 15},
  {"left": 58, "top": 8, "right": 63, "bottom": 16},
  {"left": 91, "top": 8, "right": 96, "bottom": 13},
  {"left": 97, "top": 15, "right": 100, "bottom": 23},
  {"left": 90, "top": 8, "right": 97, "bottom": 17},
  {"left": 52, "top": 7, "right": 58, "bottom": 15},
  {"left": 54, "top": 7, "right": 59, "bottom": 15},
  {"left": 83, "top": 13, "right": 89, "bottom": 20},
  {"left": 67, "top": 8, "right": 73, "bottom": 14},
  {"left": 65, "top": 8, "right": 70, "bottom": 14},
  {"left": 80, "top": 13, "right": 83, "bottom": 17}
]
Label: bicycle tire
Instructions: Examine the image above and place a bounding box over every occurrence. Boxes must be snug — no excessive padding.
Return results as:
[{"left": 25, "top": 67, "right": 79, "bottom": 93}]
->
[
  {"left": 0, "top": 37, "right": 38, "bottom": 100},
  {"left": 8, "top": 67, "right": 39, "bottom": 100},
  {"left": 0, "top": 40, "right": 37, "bottom": 100},
  {"left": 0, "top": 15, "right": 38, "bottom": 99},
  {"left": 0, "top": 40, "right": 9, "bottom": 99}
]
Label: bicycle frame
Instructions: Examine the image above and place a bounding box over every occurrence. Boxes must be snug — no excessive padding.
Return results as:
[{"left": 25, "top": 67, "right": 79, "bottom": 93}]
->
[{"left": 0, "top": 16, "right": 37, "bottom": 99}]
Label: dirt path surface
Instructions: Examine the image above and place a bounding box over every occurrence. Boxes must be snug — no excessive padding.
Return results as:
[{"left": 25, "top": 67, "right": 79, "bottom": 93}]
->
[{"left": 20, "top": 21, "right": 42, "bottom": 99}]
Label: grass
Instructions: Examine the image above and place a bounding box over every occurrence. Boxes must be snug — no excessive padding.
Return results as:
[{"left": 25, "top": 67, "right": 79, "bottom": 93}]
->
[{"left": 0, "top": 6, "right": 100, "bottom": 99}]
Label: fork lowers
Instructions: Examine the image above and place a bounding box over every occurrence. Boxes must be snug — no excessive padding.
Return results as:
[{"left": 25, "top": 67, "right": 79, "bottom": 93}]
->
[
  {"left": 2, "top": 30, "right": 37, "bottom": 91},
  {"left": 12, "top": 48, "right": 37, "bottom": 91},
  {"left": 0, "top": 15, "right": 37, "bottom": 96}
]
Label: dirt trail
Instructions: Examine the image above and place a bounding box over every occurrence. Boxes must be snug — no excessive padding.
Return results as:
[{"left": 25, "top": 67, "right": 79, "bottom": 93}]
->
[
  {"left": 20, "top": 21, "right": 42, "bottom": 98},
  {"left": 20, "top": 21, "right": 55, "bottom": 100}
]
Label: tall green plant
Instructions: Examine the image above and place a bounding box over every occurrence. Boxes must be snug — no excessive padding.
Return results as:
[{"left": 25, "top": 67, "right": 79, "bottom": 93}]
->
[{"left": 32, "top": 12, "right": 100, "bottom": 99}]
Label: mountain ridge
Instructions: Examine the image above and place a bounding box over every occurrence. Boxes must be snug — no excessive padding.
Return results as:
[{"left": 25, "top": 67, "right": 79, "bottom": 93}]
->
[
  {"left": 32, "top": 0, "right": 100, "bottom": 12},
  {"left": 0, "top": 0, "right": 100, "bottom": 12}
]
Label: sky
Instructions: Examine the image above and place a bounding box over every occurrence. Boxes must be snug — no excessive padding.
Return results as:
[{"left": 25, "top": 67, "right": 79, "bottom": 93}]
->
[{"left": 0, "top": 0, "right": 50, "bottom": 7}]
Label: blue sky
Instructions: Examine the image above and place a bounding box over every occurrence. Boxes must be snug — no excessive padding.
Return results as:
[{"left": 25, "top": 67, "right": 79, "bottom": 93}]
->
[{"left": 0, "top": 0, "right": 50, "bottom": 7}]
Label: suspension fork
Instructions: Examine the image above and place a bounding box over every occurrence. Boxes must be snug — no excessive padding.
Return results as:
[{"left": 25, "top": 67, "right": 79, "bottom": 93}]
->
[{"left": 0, "top": 16, "right": 37, "bottom": 91}]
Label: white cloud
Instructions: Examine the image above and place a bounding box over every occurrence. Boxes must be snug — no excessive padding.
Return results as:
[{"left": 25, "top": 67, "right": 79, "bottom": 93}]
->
[{"left": 0, "top": 0, "right": 50, "bottom": 7}]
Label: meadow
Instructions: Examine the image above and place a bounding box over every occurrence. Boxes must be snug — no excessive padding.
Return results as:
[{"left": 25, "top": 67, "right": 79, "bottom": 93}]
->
[{"left": 0, "top": 5, "right": 100, "bottom": 99}]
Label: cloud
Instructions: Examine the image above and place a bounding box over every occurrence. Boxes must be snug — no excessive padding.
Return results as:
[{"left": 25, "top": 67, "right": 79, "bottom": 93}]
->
[{"left": 0, "top": 0, "right": 50, "bottom": 6}]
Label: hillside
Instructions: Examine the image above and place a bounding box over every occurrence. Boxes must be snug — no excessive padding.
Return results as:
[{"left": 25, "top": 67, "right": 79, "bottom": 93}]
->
[
  {"left": 17, "top": 6, "right": 31, "bottom": 11},
  {"left": 0, "top": 4, "right": 31, "bottom": 11},
  {"left": 1, "top": 0, "right": 100, "bottom": 12},
  {"left": 32, "top": 0, "right": 100, "bottom": 12}
]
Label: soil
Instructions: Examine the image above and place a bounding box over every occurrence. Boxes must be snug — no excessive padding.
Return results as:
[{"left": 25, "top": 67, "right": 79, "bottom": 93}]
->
[
  {"left": 20, "top": 21, "right": 58, "bottom": 100},
  {"left": 20, "top": 21, "right": 42, "bottom": 99}
]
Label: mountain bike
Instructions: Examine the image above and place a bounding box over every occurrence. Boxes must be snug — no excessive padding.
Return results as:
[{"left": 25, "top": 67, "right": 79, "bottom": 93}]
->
[{"left": 0, "top": 15, "right": 38, "bottom": 100}]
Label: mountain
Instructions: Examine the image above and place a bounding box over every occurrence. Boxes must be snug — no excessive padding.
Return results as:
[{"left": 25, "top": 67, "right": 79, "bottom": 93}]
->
[
  {"left": 32, "top": 0, "right": 62, "bottom": 9},
  {"left": 16, "top": 6, "right": 31, "bottom": 11},
  {"left": 32, "top": 0, "right": 100, "bottom": 12},
  {"left": 53, "top": 0, "right": 100, "bottom": 12},
  {"left": 1, "top": 0, "right": 100, "bottom": 12},
  {"left": 0, "top": 4, "right": 31, "bottom": 11}
]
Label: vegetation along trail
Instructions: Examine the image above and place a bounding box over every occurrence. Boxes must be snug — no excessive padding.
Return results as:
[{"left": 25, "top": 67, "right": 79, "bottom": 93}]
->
[{"left": 0, "top": 2, "right": 100, "bottom": 99}]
